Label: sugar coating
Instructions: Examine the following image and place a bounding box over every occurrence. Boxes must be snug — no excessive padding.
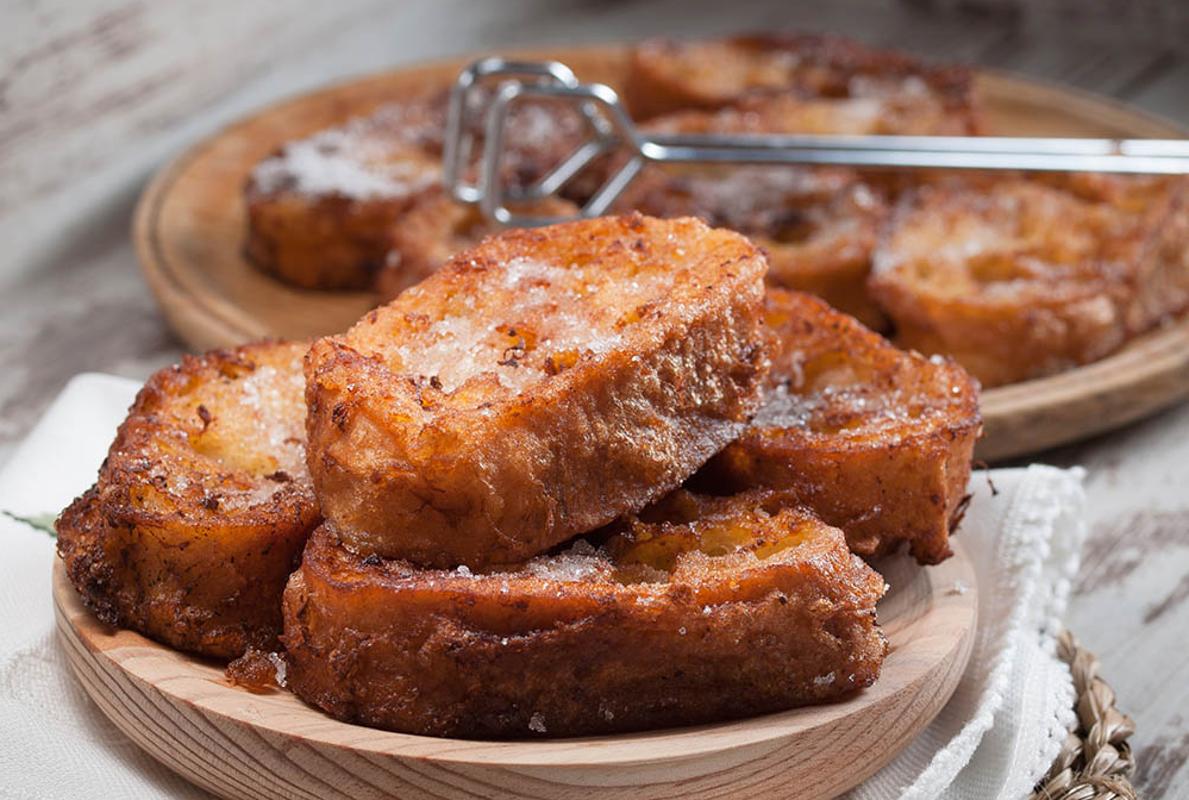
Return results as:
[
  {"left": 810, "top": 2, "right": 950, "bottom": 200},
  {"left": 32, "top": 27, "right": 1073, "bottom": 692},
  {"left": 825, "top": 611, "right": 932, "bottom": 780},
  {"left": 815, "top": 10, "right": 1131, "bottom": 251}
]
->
[
  {"left": 754, "top": 380, "right": 958, "bottom": 436},
  {"left": 389, "top": 256, "right": 677, "bottom": 397},
  {"left": 121, "top": 344, "right": 312, "bottom": 520},
  {"left": 250, "top": 104, "right": 440, "bottom": 200},
  {"left": 268, "top": 651, "right": 289, "bottom": 687},
  {"left": 523, "top": 539, "right": 610, "bottom": 583},
  {"left": 238, "top": 365, "right": 308, "bottom": 456},
  {"left": 849, "top": 74, "right": 930, "bottom": 99},
  {"left": 754, "top": 354, "right": 968, "bottom": 438},
  {"left": 752, "top": 383, "right": 815, "bottom": 429},
  {"left": 507, "top": 103, "right": 574, "bottom": 151}
]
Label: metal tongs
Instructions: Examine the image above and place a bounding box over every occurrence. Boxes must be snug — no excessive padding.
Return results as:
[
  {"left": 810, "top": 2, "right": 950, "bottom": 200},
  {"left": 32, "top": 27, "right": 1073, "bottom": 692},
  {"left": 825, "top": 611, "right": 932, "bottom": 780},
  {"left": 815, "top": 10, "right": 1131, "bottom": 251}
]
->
[{"left": 443, "top": 57, "right": 1189, "bottom": 227}]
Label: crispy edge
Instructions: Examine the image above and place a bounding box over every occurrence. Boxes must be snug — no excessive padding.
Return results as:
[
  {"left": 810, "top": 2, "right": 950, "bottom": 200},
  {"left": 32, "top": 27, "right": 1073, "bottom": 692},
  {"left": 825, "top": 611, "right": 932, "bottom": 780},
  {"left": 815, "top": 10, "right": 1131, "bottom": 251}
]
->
[
  {"left": 306, "top": 214, "right": 771, "bottom": 567},
  {"left": 55, "top": 342, "right": 321, "bottom": 659},
  {"left": 701, "top": 290, "right": 981, "bottom": 565},
  {"left": 282, "top": 507, "right": 886, "bottom": 738}
]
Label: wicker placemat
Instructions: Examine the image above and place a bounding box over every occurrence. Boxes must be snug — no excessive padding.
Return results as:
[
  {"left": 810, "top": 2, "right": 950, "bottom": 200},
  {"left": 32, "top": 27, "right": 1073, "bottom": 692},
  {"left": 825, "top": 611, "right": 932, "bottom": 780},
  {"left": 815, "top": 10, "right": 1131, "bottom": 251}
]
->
[{"left": 1031, "top": 630, "right": 1137, "bottom": 800}]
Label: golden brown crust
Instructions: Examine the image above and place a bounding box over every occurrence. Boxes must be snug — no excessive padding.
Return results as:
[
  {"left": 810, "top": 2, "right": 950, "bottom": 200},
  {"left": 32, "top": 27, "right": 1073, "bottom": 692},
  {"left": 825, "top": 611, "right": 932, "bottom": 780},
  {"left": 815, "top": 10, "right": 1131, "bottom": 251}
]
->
[
  {"left": 282, "top": 490, "right": 887, "bottom": 739},
  {"left": 699, "top": 290, "right": 980, "bottom": 565},
  {"left": 375, "top": 190, "right": 580, "bottom": 300},
  {"left": 869, "top": 174, "right": 1189, "bottom": 387},
  {"left": 246, "top": 191, "right": 425, "bottom": 291},
  {"left": 626, "top": 34, "right": 979, "bottom": 133},
  {"left": 244, "top": 99, "right": 445, "bottom": 290},
  {"left": 56, "top": 341, "right": 320, "bottom": 659},
  {"left": 613, "top": 165, "right": 890, "bottom": 329},
  {"left": 306, "top": 214, "right": 771, "bottom": 568}
]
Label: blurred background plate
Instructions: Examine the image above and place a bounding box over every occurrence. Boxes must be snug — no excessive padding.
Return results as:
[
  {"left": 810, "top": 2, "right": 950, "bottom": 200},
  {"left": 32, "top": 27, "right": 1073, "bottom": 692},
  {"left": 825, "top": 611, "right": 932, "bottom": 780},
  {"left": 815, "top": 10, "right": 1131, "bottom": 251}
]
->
[{"left": 131, "top": 44, "right": 1189, "bottom": 462}]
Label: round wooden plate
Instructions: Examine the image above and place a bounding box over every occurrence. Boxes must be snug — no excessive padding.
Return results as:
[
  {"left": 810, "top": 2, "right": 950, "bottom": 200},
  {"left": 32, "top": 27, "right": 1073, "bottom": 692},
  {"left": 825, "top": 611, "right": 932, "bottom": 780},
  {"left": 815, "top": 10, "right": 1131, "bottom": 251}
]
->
[
  {"left": 54, "top": 544, "right": 976, "bottom": 800},
  {"left": 132, "top": 44, "right": 1189, "bottom": 462}
]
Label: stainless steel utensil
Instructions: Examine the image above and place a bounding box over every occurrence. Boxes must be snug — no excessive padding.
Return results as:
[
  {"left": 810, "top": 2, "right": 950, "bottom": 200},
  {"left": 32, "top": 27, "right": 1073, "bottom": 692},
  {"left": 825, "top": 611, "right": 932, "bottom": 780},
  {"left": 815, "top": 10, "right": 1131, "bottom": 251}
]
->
[{"left": 444, "top": 57, "right": 1189, "bottom": 226}]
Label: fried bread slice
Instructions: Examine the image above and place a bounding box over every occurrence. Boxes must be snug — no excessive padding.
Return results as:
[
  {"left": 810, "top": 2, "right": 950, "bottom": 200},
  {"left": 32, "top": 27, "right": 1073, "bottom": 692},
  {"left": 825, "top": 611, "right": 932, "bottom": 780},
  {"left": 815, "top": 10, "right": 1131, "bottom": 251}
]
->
[
  {"left": 245, "top": 98, "right": 445, "bottom": 290},
  {"left": 613, "top": 165, "right": 889, "bottom": 328},
  {"left": 700, "top": 290, "right": 980, "bottom": 565},
  {"left": 245, "top": 93, "right": 591, "bottom": 291},
  {"left": 869, "top": 174, "right": 1189, "bottom": 387},
  {"left": 305, "top": 214, "right": 770, "bottom": 568},
  {"left": 625, "top": 34, "right": 978, "bottom": 132},
  {"left": 282, "top": 489, "right": 887, "bottom": 738},
  {"left": 56, "top": 341, "right": 319, "bottom": 659},
  {"left": 375, "top": 190, "right": 580, "bottom": 300}
]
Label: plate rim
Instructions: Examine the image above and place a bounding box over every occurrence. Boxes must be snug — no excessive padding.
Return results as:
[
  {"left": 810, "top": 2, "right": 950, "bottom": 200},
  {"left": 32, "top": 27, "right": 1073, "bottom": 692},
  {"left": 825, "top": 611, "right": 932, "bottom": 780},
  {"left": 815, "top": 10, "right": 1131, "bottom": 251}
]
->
[{"left": 52, "top": 539, "right": 976, "bottom": 771}]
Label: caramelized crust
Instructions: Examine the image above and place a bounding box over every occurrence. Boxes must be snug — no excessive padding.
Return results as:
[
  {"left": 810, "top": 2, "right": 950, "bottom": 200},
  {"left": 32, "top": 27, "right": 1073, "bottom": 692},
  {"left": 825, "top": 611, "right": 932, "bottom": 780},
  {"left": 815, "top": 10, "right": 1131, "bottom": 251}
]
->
[
  {"left": 282, "top": 490, "right": 887, "bottom": 739},
  {"left": 306, "top": 214, "right": 770, "bottom": 568},
  {"left": 870, "top": 175, "right": 1189, "bottom": 387},
  {"left": 614, "top": 165, "right": 889, "bottom": 328},
  {"left": 56, "top": 342, "right": 319, "bottom": 659},
  {"left": 626, "top": 34, "right": 979, "bottom": 132},
  {"left": 701, "top": 290, "right": 980, "bottom": 565},
  {"left": 376, "top": 190, "right": 580, "bottom": 300}
]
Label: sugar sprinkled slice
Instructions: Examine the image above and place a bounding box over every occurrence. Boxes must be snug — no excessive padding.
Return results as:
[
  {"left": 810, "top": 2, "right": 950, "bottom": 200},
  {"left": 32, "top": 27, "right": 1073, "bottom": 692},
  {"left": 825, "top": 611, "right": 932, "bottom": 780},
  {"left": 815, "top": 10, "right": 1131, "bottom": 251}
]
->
[{"left": 250, "top": 104, "right": 440, "bottom": 200}]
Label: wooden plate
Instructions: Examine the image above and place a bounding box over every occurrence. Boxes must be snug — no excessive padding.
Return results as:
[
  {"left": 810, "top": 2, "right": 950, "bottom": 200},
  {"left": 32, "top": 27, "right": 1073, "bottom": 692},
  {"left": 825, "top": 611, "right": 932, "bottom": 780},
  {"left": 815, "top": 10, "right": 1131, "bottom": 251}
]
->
[
  {"left": 53, "top": 543, "right": 976, "bottom": 800},
  {"left": 132, "top": 44, "right": 1189, "bottom": 462}
]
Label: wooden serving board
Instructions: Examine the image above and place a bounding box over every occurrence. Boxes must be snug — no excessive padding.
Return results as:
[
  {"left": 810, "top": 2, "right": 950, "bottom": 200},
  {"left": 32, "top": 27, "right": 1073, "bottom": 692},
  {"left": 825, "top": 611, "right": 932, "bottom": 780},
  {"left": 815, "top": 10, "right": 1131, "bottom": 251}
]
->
[
  {"left": 132, "top": 44, "right": 1189, "bottom": 462},
  {"left": 53, "top": 542, "right": 977, "bottom": 800}
]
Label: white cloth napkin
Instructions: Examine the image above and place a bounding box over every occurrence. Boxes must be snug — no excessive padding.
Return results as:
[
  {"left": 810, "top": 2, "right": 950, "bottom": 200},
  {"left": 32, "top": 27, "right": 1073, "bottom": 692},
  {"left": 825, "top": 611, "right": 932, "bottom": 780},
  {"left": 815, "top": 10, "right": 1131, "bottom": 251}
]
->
[{"left": 0, "top": 374, "right": 1087, "bottom": 800}]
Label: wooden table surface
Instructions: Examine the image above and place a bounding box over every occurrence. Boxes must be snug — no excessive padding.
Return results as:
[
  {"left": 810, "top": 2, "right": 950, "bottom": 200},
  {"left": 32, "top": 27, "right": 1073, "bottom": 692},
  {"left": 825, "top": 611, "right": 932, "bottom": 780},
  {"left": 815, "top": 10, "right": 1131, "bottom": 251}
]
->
[{"left": 2, "top": 1, "right": 1186, "bottom": 797}]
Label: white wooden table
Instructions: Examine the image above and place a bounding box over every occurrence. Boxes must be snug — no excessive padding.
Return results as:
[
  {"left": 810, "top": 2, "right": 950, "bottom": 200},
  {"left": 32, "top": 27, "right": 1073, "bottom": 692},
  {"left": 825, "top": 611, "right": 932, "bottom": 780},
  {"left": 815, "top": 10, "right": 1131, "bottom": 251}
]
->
[{"left": 2, "top": 1, "right": 1186, "bottom": 796}]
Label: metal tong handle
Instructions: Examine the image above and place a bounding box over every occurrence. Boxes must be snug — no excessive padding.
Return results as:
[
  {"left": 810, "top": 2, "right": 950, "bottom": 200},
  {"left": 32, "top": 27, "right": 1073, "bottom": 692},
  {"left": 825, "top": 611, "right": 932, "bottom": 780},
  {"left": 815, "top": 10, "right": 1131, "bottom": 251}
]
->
[{"left": 443, "top": 58, "right": 1189, "bottom": 227}]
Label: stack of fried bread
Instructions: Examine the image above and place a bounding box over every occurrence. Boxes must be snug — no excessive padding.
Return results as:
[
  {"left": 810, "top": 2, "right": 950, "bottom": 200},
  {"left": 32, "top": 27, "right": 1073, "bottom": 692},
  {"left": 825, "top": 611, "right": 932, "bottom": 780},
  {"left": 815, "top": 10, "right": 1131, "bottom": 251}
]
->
[
  {"left": 243, "top": 33, "right": 1189, "bottom": 388},
  {"left": 59, "top": 212, "right": 981, "bottom": 738}
]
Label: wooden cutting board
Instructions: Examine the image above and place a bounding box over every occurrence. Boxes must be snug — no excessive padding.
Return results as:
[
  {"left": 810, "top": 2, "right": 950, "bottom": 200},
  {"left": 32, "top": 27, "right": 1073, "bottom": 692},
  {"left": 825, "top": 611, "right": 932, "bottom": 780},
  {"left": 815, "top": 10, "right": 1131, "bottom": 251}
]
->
[
  {"left": 54, "top": 541, "right": 977, "bottom": 800},
  {"left": 132, "top": 44, "right": 1189, "bottom": 462}
]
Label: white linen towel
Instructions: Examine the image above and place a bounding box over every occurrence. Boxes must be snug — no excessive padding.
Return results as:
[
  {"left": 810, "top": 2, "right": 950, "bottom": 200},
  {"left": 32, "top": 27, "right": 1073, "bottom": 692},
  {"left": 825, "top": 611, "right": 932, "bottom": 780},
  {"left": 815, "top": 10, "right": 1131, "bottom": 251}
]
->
[{"left": 0, "top": 374, "right": 1087, "bottom": 800}]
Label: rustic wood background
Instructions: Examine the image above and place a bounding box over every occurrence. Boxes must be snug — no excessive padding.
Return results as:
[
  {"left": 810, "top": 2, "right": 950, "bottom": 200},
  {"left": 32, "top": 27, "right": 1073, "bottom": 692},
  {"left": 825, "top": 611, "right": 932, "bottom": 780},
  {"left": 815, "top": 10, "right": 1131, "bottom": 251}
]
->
[{"left": 2, "top": 1, "right": 1186, "bottom": 797}]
